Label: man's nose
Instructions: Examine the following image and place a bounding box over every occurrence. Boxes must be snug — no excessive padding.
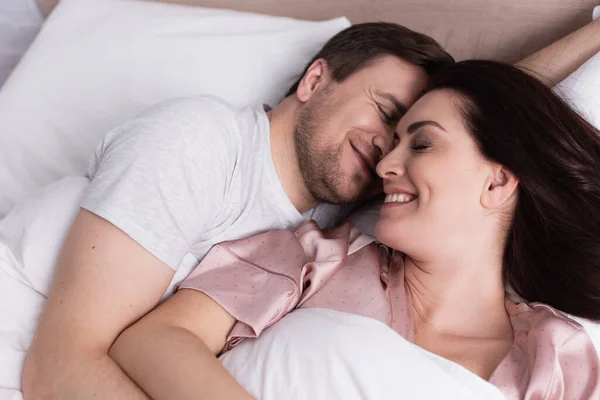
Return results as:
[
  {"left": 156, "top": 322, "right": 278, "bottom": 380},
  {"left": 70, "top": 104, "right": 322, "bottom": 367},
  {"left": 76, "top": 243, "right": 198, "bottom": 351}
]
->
[{"left": 372, "top": 132, "right": 394, "bottom": 160}]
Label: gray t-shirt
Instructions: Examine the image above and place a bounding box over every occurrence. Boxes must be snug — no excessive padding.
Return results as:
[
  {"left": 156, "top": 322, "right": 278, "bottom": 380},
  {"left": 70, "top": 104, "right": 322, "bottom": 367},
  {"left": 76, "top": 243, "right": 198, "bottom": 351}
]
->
[{"left": 82, "top": 96, "right": 346, "bottom": 294}]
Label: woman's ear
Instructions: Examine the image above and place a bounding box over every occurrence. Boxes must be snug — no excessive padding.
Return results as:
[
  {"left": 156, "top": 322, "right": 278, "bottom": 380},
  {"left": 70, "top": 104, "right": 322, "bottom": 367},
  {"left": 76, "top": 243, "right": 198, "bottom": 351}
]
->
[
  {"left": 295, "top": 59, "right": 328, "bottom": 103},
  {"left": 481, "top": 165, "right": 519, "bottom": 209}
]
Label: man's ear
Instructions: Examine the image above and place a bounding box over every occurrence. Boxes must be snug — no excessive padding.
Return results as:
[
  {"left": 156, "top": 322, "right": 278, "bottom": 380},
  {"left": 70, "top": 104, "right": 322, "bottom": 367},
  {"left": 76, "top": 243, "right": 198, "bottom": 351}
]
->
[
  {"left": 295, "top": 59, "right": 328, "bottom": 103},
  {"left": 481, "top": 164, "right": 519, "bottom": 209}
]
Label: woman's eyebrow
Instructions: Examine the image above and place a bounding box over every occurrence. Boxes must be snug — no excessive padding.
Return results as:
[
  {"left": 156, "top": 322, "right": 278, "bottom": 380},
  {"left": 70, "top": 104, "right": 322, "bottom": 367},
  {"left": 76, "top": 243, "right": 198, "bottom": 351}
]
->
[{"left": 406, "top": 120, "right": 447, "bottom": 134}]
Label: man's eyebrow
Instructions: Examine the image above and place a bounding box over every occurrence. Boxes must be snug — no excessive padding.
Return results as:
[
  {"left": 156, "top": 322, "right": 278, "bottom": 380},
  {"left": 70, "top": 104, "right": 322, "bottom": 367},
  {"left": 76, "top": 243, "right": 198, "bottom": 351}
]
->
[
  {"left": 407, "top": 120, "right": 447, "bottom": 134},
  {"left": 374, "top": 91, "right": 408, "bottom": 116}
]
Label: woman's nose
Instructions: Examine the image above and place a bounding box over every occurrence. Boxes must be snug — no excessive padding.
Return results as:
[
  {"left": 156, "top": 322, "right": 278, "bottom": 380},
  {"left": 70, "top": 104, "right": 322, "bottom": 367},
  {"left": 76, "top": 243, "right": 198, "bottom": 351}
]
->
[{"left": 376, "top": 146, "right": 405, "bottom": 179}]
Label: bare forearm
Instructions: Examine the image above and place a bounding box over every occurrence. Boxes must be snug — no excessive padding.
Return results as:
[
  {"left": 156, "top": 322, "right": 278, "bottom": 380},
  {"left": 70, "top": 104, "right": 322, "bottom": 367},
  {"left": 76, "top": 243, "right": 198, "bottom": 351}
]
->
[
  {"left": 110, "top": 324, "right": 254, "bottom": 400},
  {"left": 24, "top": 350, "right": 149, "bottom": 400},
  {"left": 517, "top": 18, "right": 600, "bottom": 86}
]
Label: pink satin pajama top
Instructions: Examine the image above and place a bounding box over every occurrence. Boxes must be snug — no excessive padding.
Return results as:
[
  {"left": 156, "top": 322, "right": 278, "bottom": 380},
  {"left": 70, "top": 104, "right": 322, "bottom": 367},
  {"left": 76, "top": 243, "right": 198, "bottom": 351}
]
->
[{"left": 179, "top": 221, "right": 600, "bottom": 399}]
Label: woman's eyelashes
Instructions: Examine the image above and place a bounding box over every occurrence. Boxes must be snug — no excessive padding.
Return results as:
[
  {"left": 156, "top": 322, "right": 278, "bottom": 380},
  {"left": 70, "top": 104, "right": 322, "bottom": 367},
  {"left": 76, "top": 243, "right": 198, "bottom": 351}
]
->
[
  {"left": 411, "top": 142, "right": 431, "bottom": 151},
  {"left": 410, "top": 133, "right": 432, "bottom": 152},
  {"left": 393, "top": 131, "right": 432, "bottom": 151}
]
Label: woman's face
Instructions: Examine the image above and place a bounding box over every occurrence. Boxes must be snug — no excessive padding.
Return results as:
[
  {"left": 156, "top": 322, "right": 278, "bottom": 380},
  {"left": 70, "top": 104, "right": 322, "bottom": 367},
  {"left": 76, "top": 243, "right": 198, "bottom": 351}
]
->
[{"left": 374, "top": 89, "right": 499, "bottom": 260}]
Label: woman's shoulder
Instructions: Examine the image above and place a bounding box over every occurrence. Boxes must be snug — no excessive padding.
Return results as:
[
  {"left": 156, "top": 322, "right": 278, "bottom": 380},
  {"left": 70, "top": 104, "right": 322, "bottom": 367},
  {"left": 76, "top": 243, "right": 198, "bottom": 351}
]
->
[
  {"left": 506, "top": 300, "right": 589, "bottom": 346},
  {"left": 500, "top": 299, "right": 600, "bottom": 398}
]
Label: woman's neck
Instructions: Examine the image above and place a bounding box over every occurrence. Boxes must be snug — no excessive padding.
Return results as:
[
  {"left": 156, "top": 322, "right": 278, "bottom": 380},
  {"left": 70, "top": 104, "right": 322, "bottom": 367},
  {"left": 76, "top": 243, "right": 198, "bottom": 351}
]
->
[{"left": 404, "top": 251, "right": 512, "bottom": 340}]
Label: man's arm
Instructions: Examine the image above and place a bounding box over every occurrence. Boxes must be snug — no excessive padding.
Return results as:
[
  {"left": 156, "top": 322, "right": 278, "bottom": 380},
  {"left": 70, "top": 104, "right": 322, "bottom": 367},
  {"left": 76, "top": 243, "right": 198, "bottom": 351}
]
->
[
  {"left": 109, "top": 290, "right": 253, "bottom": 400},
  {"left": 516, "top": 17, "right": 600, "bottom": 86},
  {"left": 109, "top": 224, "right": 320, "bottom": 399},
  {"left": 23, "top": 210, "right": 175, "bottom": 399}
]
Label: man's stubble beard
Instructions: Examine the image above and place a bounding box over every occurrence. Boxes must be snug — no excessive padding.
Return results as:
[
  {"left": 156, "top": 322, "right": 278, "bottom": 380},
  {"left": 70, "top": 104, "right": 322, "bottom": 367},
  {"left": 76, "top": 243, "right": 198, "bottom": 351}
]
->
[{"left": 293, "top": 93, "right": 366, "bottom": 205}]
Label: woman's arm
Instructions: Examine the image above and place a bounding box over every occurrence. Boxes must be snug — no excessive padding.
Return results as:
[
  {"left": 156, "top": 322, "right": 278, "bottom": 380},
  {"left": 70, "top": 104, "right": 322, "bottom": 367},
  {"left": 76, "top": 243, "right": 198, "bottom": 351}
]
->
[
  {"left": 516, "top": 17, "right": 600, "bottom": 86},
  {"left": 109, "top": 289, "right": 254, "bottom": 400},
  {"left": 109, "top": 221, "right": 349, "bottom": 399}
]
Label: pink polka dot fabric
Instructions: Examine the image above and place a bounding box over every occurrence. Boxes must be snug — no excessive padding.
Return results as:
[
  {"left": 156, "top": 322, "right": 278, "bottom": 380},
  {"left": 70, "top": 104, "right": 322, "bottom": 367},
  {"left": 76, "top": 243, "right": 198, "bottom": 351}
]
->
[{"left": 179, "top": 221, "right": 600, "bottom": 399}]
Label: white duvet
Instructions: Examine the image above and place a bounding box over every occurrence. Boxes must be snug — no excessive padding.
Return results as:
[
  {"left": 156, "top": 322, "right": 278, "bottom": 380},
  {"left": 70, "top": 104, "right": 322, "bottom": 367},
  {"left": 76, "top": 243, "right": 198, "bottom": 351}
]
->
[{"left": 0, "top": 177, "right": 592, "bottom": 400}]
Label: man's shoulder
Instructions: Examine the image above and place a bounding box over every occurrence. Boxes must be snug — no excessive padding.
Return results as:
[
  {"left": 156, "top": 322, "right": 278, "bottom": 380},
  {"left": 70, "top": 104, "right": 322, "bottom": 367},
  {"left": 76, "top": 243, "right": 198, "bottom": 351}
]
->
[
  {"left": 138, "top": 95, "right": 247, "bottom": 124},
  {"left": 103, "top": 95, "right": 260, "bottom": 153}
]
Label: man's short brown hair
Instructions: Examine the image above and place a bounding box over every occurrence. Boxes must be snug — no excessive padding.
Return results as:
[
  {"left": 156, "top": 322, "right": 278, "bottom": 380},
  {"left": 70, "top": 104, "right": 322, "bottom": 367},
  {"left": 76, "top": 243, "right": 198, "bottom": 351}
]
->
[{"left": 286, "top": 22, "right": 454, "bottom": 96}]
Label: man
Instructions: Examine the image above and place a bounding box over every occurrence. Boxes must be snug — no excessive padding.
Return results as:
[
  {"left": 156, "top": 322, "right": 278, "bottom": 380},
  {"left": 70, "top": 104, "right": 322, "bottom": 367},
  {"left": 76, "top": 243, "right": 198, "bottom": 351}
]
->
[
  {"left": 23, "top": 18, "right": 600, "bottom": 400},
  {"left": 23, "top": 23, "right": 451, "bottom": 399}
]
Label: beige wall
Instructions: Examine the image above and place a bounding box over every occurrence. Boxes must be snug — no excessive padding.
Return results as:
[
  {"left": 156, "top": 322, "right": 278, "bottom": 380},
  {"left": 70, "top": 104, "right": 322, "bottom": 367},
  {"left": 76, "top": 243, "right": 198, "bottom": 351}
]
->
[{"left": 38, "top": 0, "right": 599, "bottom": 61}]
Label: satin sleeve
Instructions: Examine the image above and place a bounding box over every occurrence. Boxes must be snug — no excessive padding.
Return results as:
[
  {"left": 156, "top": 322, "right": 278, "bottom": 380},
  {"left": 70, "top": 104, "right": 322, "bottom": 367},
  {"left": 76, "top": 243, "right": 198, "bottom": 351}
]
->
[
  {"left": 177, "top": 220, "right": 374, "bottom": 351},
  {"left": 545, "top": 327, "right": 600, "bottom": 399}
]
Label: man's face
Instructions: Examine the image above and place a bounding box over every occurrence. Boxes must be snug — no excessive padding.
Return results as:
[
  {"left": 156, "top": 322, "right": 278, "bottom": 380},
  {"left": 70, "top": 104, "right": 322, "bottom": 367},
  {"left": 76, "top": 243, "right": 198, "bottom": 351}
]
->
[{"left": 294, "top": 56, "right": 429, "bottom": 204}]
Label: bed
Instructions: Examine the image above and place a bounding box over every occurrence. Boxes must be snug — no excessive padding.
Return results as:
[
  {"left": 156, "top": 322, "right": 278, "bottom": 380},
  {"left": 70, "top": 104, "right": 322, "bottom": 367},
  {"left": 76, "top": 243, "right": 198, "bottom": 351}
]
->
[{"left": 1, "top": 0, "right": 600, "bottom": 399}]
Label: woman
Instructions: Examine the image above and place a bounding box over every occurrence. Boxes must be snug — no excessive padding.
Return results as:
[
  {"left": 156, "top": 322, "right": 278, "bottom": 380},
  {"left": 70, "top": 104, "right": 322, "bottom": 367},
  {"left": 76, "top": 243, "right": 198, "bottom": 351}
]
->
[{"left": 109, "top": 60, "right": 600, "bottom": 399}]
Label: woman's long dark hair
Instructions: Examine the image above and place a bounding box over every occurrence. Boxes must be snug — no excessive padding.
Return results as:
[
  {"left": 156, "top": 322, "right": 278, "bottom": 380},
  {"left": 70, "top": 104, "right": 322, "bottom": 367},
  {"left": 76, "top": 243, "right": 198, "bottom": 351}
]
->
[{"left": 427, "top": 60, "right": 600, "bottom": 320}]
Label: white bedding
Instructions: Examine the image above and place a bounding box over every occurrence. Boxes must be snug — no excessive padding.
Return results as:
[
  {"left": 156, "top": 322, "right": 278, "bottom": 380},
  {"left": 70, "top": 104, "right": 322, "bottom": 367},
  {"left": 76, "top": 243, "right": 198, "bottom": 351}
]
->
[
  {"left": 0, "top": 178, "right": 88, "bottom": 396},
  {"left": 221, "top": 308, "right": 506, "bottom": 400},
  {"left": 0, "top": 178, "right": 507, "bottom": 399},
  {"left": 0, "top": 0, "right": 42, "bottom": 88}
]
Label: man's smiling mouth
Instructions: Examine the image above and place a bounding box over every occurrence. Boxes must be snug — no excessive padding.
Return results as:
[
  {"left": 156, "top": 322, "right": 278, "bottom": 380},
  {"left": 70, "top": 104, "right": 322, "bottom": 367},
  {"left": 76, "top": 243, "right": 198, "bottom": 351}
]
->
[{"left": 350, "top": 143, "right": 377, "bottom": 179}]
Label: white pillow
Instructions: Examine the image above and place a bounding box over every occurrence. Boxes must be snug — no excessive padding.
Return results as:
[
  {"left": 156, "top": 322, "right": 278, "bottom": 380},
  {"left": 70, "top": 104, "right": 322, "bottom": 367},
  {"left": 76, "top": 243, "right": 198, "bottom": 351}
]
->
[
  {"left": 554, "top": 6, "right": 600, "bottom": 129},
  {"left": 0, "top": 0, "right": 350, "bottom": 218},
  {"left": 221, "top": 308, "right": 506, "bottom": 400}
]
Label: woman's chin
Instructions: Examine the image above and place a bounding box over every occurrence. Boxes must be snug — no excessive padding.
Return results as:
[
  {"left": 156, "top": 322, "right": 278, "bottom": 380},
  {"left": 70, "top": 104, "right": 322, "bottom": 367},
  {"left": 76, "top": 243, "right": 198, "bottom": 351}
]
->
[
  {"left": 374, "top": 218, "right": 422, "bottom": 255},
  {"left": 374, "top": 220, "right": 403, "bottom": 249}
]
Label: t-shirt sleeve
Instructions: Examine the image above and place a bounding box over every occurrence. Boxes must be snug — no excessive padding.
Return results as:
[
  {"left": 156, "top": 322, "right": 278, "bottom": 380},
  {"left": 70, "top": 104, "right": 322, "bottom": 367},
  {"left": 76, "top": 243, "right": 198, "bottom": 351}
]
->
[{"left": 81, "top": 97, "right": 238, "bottom": 270}]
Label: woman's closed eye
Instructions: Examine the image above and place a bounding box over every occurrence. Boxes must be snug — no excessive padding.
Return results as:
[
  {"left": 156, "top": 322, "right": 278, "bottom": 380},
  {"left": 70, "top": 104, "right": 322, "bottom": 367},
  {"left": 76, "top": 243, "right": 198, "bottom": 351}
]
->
[
  {"left": 410, "top": 135, "right": 432, "bottom": 151},
  {"left": 411, "top": 143, "right": 430, "bottom": 151}
]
